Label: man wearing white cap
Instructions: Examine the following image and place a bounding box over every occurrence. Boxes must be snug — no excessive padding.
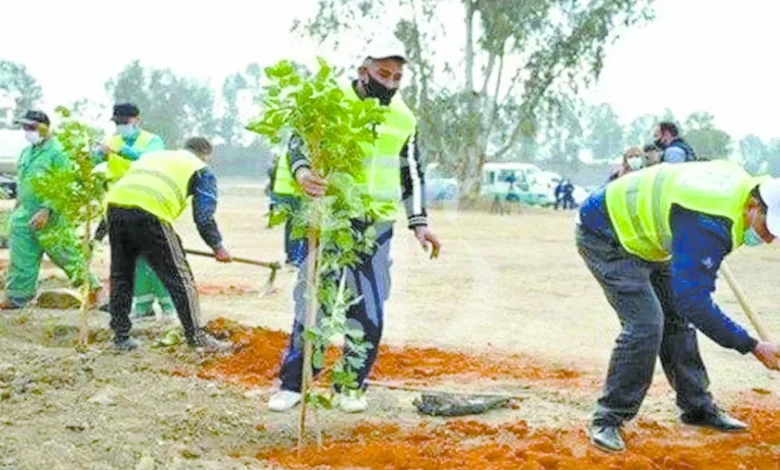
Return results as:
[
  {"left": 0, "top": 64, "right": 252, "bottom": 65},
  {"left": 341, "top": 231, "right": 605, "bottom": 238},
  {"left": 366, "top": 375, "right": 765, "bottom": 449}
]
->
[
  {"left": 576, "top": 159, "right": 780, "bottom": 452},
  {"left": 268, "top": 37, "right": 442, "bottom": 413}
]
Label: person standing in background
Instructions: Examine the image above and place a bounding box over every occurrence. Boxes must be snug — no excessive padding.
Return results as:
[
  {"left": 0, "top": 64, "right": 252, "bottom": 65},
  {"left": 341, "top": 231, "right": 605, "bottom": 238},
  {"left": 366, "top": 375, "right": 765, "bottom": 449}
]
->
[
  {"left": 2, "top": 110, "right": 101, "bottom": 309},
  {"left": 94, "top": 103, "right": 176, "bottom": 321}
]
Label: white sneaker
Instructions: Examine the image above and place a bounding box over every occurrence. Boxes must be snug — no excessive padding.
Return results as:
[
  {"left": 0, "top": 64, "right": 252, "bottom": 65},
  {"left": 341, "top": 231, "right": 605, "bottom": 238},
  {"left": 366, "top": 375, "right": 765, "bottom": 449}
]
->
[
  {"left": 268, "top": 390, "right": 302, "bottom": 412},
  {"left": 338, "top": 390, "right": 368, "bottom": 413}
]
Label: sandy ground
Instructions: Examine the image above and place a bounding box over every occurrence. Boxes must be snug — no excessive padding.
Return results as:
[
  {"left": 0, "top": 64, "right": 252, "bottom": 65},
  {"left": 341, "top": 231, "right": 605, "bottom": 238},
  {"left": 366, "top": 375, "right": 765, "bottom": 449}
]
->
[{"left": 0, "top": 184, "right": 778, "bottom": 469}]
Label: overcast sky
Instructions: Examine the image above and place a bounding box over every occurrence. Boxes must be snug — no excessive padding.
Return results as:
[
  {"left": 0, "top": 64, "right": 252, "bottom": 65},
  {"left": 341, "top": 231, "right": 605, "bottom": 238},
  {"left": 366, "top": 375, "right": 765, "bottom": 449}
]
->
[{"left": 0, "top": 0, "right": 778, "bottom": 147}]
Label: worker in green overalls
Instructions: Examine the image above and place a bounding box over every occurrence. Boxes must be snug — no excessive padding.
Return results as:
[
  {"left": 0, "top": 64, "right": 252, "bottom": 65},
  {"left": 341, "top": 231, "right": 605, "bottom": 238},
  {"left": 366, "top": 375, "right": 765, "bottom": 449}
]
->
[
  {"left": 2, "top": 110, "right": 101, "bottom": 309},
  {"left": 94, "top": 103, "right": 175, "bottom": 320}
]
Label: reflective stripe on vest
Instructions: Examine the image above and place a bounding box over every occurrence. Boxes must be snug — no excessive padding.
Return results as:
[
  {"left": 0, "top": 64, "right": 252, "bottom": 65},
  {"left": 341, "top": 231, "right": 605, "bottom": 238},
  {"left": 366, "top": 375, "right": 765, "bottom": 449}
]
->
[
  {"left": 272, "top": 83, "right": 417, "bottom": 216},
  {"left": 606, "top": 161, "right": 762, "bottom": 262},
  {"left": 106, "top": 150, "right": 206, "bottom": 223},
  {"left": 272, "top": 153, "right": 298, "bottom": 196},
  {"left": 106, "top": 130, "right": 157, "bottom": 181}
]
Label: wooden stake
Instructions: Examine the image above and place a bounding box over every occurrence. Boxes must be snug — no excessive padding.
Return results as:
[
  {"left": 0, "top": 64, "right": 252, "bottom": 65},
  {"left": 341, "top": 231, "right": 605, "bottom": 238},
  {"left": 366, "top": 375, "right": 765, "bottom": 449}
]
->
[
  {"left": 720, "top": 261, "right": 774, "bottom": 342},
  {"left": 298, "top": 226, "right": 320, "bottom": 450}
]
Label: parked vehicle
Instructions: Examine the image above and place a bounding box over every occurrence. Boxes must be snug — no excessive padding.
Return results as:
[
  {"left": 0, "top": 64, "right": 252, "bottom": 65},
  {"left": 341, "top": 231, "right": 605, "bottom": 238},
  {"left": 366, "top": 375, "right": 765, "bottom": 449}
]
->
[
  {"left": 480, "top": 163, "right": 590, "bottom": 207},
  {"left": 480, "top": 162, "right": 549, "bottom": 205},
  {"left": 0, "top": 173, "right": 15, "bottom": 199}
]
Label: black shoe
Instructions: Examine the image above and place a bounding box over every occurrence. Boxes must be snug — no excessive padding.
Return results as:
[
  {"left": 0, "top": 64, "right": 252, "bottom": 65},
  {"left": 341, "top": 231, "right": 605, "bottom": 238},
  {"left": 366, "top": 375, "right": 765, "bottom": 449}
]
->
[
  {"left": 114, "top": 337, "right": 139, "bottom": 352},
  {"left": 681, "top": 409, "right": 748, "bottom": 432},
  {"left": 588, "top": 423, "right": 625, "bottom": 453}
]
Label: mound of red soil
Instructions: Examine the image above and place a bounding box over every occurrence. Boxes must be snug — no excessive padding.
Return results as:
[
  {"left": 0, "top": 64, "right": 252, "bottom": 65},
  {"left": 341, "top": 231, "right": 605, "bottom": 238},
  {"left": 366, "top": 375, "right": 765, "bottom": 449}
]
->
[{"left": 200, "top": 319, "right": 586, "bottom": 387}]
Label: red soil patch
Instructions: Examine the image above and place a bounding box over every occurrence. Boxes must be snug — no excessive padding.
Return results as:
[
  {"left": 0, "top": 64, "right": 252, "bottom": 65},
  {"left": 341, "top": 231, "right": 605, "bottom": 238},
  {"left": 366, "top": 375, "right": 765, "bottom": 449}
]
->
[
  {"left": 258, "top": 392, "right": 780, "bottom": 470},
  {"left": 197, "top": 283, "right": 256, "bottom": 296},
  {"left": 199, "top": 318, "right": 587, "bottom": 387}
]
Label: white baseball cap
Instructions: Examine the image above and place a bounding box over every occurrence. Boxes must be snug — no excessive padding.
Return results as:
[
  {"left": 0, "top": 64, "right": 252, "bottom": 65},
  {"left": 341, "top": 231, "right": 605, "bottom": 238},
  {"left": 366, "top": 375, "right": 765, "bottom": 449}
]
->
[
  {"left": 365, "top": 35, "right": 407, "bottom": 63},
  {"left": 758, "top": 178, "right": 780, "bottom": 237}
]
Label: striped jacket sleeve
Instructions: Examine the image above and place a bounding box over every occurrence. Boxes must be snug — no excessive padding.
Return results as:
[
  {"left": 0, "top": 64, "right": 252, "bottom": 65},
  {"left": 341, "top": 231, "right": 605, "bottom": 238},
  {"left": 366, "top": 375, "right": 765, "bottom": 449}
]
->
[{"left": 400, "top": 129, "right": 428, "bottom": 228}]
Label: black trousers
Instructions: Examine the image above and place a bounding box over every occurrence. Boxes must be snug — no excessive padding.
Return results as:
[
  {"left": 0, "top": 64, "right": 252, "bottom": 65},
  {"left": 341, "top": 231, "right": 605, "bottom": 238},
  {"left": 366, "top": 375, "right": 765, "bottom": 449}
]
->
[{"left": 107, "top": 205, "right": 204, "bottom": 344}]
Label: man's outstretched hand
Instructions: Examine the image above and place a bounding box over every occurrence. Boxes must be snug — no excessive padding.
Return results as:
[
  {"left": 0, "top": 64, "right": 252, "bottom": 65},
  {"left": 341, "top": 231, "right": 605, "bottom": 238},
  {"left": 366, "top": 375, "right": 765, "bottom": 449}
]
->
[
  {"left": 414, "top": 226, "right": 441, "bottom": 259},
  {"left": 214, "top": 246, "right": 232, "bottom": 263},
  {"left": 753, "top": 342, "right": 780, "bottom": 371}
]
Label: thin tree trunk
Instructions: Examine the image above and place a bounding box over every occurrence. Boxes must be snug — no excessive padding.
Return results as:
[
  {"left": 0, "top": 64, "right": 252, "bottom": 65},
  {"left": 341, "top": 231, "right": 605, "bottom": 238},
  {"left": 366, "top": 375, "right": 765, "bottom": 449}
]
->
[{"left": 298, "top": 216, "right": 321, "bottom": 450}]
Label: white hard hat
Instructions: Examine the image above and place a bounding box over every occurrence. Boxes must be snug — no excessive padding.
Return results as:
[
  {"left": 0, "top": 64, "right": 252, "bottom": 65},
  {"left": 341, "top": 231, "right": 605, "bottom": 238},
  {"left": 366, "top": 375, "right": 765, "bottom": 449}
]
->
[
  {"left": 365, "top": 35, "right": 407, "bottom": 63},
  {"left": 759, "top": 178, "right": 780, "bottom": 237}
]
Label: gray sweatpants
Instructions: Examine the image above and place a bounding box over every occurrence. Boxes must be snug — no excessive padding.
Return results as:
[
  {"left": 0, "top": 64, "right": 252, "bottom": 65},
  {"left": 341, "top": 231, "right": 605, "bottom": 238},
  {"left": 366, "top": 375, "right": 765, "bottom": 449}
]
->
[{"left": 576, "top": 225, "right": 714, "bottom": 426}]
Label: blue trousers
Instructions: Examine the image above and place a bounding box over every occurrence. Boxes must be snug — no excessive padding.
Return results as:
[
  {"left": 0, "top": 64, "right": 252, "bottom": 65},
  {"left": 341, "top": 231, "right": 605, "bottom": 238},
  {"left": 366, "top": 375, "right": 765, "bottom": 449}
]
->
[
  {"left": 284, "top": 216, "right": 306, "bottom": 266},
  {"left": 279, "top": 222, "right": 393, "bottom": 392},
  {"left": 277, "top": 196, "right": 306, "bottom": 266}
]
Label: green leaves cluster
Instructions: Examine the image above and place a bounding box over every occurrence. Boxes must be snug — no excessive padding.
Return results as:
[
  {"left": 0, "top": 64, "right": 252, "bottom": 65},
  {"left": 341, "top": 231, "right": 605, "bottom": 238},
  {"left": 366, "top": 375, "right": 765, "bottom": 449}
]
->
[
  {"left": 246, "top": 58, "right": 387, "bottom": 404},
  {"left": 32, "top": 107, "right": 106, "bottom": 281},
  {"left": 34, "top": 107, "right": 106, "bottom": 229}
]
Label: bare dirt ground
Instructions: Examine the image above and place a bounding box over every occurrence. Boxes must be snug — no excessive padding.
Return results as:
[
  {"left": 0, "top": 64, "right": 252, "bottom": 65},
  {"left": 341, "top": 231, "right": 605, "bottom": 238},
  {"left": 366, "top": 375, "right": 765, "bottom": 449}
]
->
[{"left": 0, "top": 184, "right": 779, "bottom": 469}]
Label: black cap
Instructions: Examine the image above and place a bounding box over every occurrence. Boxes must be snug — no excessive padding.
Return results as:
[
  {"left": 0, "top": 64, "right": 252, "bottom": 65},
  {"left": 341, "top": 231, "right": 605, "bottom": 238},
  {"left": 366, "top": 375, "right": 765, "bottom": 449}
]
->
[
  {"left": 14, "top": 110, "right": 50, "bottom": 127},
  {"left": 111, "top": 103, "right": 140, "bottom": 122}
]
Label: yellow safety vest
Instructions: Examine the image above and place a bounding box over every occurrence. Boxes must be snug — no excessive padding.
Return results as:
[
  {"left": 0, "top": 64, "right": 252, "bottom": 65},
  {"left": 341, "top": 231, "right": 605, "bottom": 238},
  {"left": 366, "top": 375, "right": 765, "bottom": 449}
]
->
[
  {"left": 273, "top": 83, "right": 417, "bottom": 219},
  {"left": 105, "top": 130, "right": 157, "bottom": 181},
  {"left": 106, "top": 150, "right": 207, "bottom": 223},
  {"left": 606, "top": 160, "right": 765, "bottom": 262}
]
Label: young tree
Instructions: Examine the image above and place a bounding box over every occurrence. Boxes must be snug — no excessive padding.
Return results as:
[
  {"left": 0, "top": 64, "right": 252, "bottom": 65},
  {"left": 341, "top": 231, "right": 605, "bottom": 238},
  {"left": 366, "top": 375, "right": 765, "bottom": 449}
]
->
[
  {"left": 246, "top": 59, "right": 387, "bottom": 447},
  {"left": 295, "top": 0, "right": 656, "bottom": 188},
  {"left": 32, "top": 107, "right": 106, "bottom": 348}
]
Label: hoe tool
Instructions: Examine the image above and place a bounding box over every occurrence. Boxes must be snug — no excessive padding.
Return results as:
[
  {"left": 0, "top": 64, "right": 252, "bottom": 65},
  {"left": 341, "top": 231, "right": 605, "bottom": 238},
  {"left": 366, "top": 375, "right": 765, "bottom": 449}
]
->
[
  {"left": 184, "top": 248, "right": 281, "bottom": 296},
  {"left": 720, "top": 261, "right": 774, "bottom": 342}
]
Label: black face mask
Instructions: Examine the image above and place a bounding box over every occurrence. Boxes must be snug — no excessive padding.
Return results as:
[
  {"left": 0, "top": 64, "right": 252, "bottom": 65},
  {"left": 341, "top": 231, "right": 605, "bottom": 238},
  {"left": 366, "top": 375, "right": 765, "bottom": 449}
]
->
[
  {"left": 362, "top": 75, "right": 397, "bottom": 105},
  {"left": 654, "top": 137, "right": 665, "bottom": 149}
]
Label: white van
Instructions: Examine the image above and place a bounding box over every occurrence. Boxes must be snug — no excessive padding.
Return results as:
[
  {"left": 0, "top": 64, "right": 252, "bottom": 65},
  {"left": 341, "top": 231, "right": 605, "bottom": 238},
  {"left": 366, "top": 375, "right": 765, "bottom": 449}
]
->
[{"left": 480, "top": 162, "right": 548, "bottom": 204}]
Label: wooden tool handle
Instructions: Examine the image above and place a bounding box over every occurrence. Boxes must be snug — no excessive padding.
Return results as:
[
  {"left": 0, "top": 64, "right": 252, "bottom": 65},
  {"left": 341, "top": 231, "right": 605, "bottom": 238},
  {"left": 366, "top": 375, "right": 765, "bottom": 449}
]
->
[
  {"left": 184, "top": 248, "right": 280, "bottom": 270},
  {"left": 720, "top": 261, "right": 773, "bottom": 342}
]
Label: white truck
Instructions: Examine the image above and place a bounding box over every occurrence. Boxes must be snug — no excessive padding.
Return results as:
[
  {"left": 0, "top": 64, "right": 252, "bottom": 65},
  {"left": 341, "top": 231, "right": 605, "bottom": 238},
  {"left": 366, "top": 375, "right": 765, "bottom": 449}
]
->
[
  {"left": 480, "top": 162, "right": 549, "bottom": 205},
  {"left": 480, "top": 163, "right": 590, "bottom": 207}
]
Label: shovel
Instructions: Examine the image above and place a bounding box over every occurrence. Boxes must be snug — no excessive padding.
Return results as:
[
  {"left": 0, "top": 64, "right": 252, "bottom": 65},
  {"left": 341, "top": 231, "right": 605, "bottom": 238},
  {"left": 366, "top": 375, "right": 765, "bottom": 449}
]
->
[{"left": 183, "top": 248, "right": 282, "bottom": 296}]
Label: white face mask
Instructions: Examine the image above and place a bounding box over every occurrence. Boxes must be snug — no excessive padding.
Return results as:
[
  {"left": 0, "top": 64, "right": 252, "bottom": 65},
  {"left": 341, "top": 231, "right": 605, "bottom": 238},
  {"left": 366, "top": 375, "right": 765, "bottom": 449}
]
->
[
  {"left": 626, "top": 156, "right": 644, "bottom": 171},
  {"left": 116, "top": 124, "right": 136, "bottom": 138},
  {"left": 24, "top": 130, "right": 42, "bottom": 145}
]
